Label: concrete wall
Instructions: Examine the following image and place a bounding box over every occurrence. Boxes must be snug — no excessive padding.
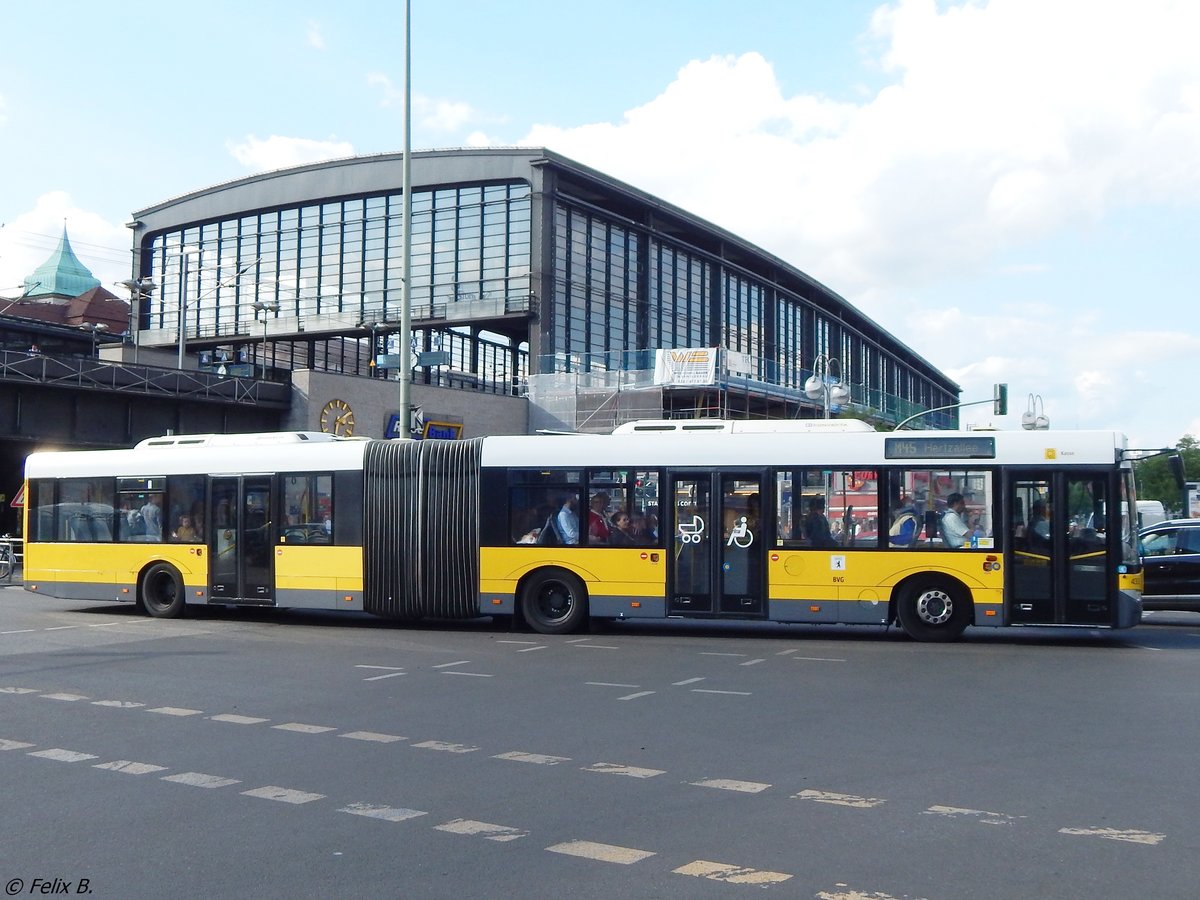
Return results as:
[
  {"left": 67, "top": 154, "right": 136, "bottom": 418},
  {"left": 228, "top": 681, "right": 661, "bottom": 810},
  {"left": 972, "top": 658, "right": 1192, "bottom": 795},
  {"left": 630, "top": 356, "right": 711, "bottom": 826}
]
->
[{"left": 285, "top": 370, "right": 528, "bottom": 438}]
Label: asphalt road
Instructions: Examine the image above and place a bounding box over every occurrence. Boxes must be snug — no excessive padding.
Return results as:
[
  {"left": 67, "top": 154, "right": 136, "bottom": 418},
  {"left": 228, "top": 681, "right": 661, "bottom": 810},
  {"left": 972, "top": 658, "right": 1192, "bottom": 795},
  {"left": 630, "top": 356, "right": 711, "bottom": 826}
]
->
[{"left": 3, "top": 586, "right": 1199, "bottom": 899}]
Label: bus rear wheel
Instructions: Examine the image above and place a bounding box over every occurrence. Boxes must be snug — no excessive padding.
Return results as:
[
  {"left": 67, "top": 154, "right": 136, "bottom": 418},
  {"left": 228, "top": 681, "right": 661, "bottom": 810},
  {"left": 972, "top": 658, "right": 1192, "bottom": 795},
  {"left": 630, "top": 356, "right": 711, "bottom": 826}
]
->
[
  {"left": 521, "top": 568, "right": 587, "bottom": 635},
  {"left": 141, "top": 563, "right": 185, "bottom": 618},
  {"left": 896, "top": 578, "right": 970, "bottom": 642}
]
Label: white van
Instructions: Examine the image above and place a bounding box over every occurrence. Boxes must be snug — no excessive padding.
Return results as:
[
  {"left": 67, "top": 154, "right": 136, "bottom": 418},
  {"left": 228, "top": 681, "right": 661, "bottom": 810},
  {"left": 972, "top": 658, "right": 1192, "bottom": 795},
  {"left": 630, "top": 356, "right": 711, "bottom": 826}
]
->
[{"left": 1137, "top": 500, "right": 1167, "bottom": 528}]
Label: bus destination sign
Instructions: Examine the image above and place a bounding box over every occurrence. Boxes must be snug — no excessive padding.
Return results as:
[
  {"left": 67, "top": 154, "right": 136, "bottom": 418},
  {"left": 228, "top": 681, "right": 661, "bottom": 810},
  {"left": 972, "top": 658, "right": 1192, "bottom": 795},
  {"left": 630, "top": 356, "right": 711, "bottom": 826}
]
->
[{"left": 884, "top": 436, "right": 996, "bottom": 460}]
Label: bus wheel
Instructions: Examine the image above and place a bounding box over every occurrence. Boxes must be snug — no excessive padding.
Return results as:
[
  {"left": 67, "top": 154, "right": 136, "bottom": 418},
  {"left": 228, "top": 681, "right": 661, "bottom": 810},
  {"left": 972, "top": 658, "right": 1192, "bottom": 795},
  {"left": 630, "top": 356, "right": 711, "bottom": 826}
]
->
[
  {"left": 896, "top": 578, "right": 970, "bottom": 642},
  {"left": 141, "top": 563, "right": 185, "bottom": 618},
  {"left": 521, "top": 568, "right": 587, "bottom": 635}
]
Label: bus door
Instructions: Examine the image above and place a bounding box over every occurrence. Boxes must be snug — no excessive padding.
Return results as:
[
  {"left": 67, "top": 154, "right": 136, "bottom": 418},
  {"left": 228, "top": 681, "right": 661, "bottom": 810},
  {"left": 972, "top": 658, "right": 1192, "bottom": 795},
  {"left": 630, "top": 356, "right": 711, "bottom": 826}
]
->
[
  {"left": 208, "top": 476, "right": 275, "bottom": 605},
  {"left": 668, "top": 472, "right": 765, "bottom": 617},
  {"left": 1008, "top": 471, "right": 1113, "bottom": 626}
]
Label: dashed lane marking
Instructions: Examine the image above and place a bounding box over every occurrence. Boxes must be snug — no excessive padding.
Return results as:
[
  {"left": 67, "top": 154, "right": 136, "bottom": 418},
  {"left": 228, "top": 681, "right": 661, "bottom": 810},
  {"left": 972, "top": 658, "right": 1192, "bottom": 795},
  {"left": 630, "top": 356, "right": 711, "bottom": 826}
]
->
[
  {"left": 0, "top": 687, "right": 39, "bottom": 694},
  {"left": 273, "top": 723, "right": 337, "bottom": 734},
  {"left": 582, "top": 762, "right": 666, "bottom": 779},
  {"left": 356, "top": 665, "right": 406, "bottom": 681},
  {"left": 41, "top": 692, "right": 89, "bottom": 701},
  {"left": 673, "top": 677, "right": 705, "bottom": 686},
  {"left": 146, "top": 707, "right": 203, "bottom": 717},
  {"left": 691, "top": 778, "right": 772, "bottom": 794},
  {"left": 44, "top": 625, "right": 80, "bottom": 631},
  {"left": 441, "top": 671, "right": 494, "bottom": 677},
  {"left": 436, "top": 818, "right": 528, "bottom": 842},
  {"left": 28, "top": 748, "right": 99, "bottom": 763},
  {"left": 209, "top": 714, "right": 270, "bottom": 725},
  {"left": 618, "top": 691, "right": 655, "bottom": 701},
  {"left": 413, "top": 740, "right": 479, "bottom": 754},
  {"left": 0, "top": 739, "right": 36, "bottom": 751},
  {"left": 1059, "top": 826, "right": 1165, "bottom": 845},
  {"left": 339, "top": 802, "right": 428, "bottom": 822},
  {"left": 517, "top": 645, "right": 548, "bottom": 652},
  {"left": 776, "top": 649, "right": 799, "bottom": 656},
  {"left": 94, "top": 760, "right": 168, "bottom": 775},
  {"left": 162, "top": 772, "right": 241, "bottom": 789},
  {"left": 0, "top": 629, "right": 36, "bottom": 635},
  {"left": 546, "top": 840, "right": 656, "bottom": 865},
  {"left": 700, "top": 652, "right": 747, "bottom": 657},
  {"left": 493, "top": 751, "right": 570, "bottom": 766},
  {"left": 924, "top": 805, "right": 1025, "bottom": 826},
  {"left": 432, "top": 660, "right": 471, "bottom": 669},
  {"left": 242, "top": 785, "right": 326, "bottom": 805},
  {"left": 740, "top": 659, "right": 766, "bottom": 667},
  {"left": 573, "top": 643, "right": 619, "bottom": 650},
  {"left": 496, "top": 640, "right": 541, "bottom": 645},
  {"left": 691, "top": 689, "right": 752, "bottom": 696},
  {"left": 91, "top": 700, "right": 146, "bottom": 709},
  {"left": 673, "top": 860, "right": 793, "bottom": 885},
  {"left": 793, "top": 657, "right": 847, "bottom": 663},
  {"left": 339, "top": 731, "right": 406, "bottom": 743},
  {"left": 587, "top": 682, "right": 639, "bottom": 688},
  {"left": 817, "top": 887, "right": 911, "bottom": 900},
  {"left": 795, "top": 789, "right": 886, "bottom": 809}
]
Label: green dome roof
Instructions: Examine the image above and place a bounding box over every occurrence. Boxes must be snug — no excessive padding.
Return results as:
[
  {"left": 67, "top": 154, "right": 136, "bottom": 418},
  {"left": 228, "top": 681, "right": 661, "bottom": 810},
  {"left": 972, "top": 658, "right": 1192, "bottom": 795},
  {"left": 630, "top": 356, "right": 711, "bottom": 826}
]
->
[{"left": 22, "top": 227, "right": 101, "bottom": 298}]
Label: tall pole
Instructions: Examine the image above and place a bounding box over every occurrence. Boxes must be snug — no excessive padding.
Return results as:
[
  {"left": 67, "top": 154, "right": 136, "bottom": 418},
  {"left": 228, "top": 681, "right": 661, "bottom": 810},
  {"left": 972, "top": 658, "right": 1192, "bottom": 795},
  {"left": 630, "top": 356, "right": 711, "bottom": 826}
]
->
[
  {"left": 398, "top": 0, "right": 413, "bottom": 436},
  {"left": 177, "top": 251, "right": 190, "bottom": 370}
]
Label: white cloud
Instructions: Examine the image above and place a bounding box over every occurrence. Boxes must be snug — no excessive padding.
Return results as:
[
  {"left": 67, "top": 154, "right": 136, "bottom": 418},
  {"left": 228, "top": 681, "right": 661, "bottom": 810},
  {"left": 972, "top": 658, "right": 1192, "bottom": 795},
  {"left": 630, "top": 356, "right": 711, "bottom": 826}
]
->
[
  {"left": 367, "top": 73, "right": 503, "bottom": 133},
  {"left": 306, "top": 20, "right": 325, "bottom": 50},
  {"left": 226, "top": 135, "right": 354, "bottom": 172},
  {"left": 0, "top": 192, "right": 129, "bottom": 297}
]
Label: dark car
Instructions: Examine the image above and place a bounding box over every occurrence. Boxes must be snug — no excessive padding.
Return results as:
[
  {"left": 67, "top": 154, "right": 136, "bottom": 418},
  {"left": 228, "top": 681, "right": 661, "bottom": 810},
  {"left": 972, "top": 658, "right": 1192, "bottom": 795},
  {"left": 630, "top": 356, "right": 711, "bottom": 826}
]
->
[{"left": 1139, "top": 519, "right": 1200, "bottom": 611}]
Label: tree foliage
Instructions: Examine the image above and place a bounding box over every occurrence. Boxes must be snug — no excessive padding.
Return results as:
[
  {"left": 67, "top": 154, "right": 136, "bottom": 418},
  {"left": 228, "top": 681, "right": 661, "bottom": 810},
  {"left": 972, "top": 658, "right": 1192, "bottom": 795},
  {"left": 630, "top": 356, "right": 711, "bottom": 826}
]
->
[{"left": 1135, "top": 435, "right": 1198, "bottom": 515}]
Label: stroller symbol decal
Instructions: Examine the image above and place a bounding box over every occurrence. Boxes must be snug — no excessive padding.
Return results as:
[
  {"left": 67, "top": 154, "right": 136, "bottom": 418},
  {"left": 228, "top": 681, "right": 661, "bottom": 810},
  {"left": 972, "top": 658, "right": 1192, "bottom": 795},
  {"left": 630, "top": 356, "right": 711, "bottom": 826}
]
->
[{"left": 677, "top": 515, "right": 706, "bottom": 544}]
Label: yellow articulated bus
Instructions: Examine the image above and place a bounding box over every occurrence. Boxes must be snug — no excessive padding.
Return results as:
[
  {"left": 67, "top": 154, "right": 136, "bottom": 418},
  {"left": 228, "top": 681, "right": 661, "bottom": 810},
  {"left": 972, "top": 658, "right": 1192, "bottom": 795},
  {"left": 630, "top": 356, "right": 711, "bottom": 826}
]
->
[{"left": 21, "top": 421, "right": 1143, "bottom": 642}]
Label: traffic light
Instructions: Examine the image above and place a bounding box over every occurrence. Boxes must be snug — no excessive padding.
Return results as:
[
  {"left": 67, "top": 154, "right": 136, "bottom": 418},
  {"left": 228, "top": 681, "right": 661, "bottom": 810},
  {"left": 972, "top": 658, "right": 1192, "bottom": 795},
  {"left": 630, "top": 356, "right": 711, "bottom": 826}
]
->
[{"left": 994, "top": 383, "right": 1008, "bottom": 416}]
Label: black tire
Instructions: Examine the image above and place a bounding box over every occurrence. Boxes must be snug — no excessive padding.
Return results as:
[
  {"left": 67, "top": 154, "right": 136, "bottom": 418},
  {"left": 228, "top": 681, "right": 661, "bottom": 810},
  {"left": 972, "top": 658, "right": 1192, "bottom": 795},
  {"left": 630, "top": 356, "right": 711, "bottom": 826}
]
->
[
  {"left": 896, "top": 578, "right": 971, "bottom": 642},
  {"left": 141, "top": 563, "right": 185, "bottom": 618},
  {"left": 521, "top": 568, "right": 588, "bottom": 635}
]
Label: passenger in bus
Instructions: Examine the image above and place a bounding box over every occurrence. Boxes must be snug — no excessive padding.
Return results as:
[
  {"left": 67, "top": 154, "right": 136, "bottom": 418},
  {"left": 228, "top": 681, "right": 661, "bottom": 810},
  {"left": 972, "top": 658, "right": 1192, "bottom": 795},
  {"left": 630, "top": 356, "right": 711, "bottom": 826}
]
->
[
  {"left": 172, "top": 514, "right": 198, "bottom": 543},
  {"left": 609, "top": 511, "right": 637, "bottom": 545},
  {"left": 139, "top": 494, "right": 163, "bottom": 539},
  {"left": 889, "top": 497, "right": 920, "bottom": 547},
  {"left": 940, "top": 492, "right": 971, "bottom": 548},
  {"left": 802, "top": 496, "right": 836, "bottom": 547},
  {"left": 1028, "top": 499, "right": 1052, "bottom": 549},
  {"left": 555, "top": 494, "right": 580, "bottom": 544},
  {"left": 588, "top": 492, "right": 611, "bottom": 543}
]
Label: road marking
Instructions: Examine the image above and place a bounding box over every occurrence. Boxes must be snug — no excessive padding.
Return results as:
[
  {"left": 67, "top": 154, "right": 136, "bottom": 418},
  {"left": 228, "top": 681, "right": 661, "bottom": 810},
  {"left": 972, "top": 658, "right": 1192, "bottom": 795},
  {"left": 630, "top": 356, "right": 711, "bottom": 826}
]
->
[
  {"left": 1059, "top": 826, "right": 1165, "bottom": 845},
  {"left": 691, "top": 689, "right": 752, "bottom": 696},
  {"left": 674, "top": 860, "right": 793, "bottom": 885},
  {"left": 587, "top": 682, "right": 640, "bottom": 688},
  {"left": 691, "top": 778, "right": 771, "bottom": 794},
  {"left": 242, "top": 785, "right": 326, "bottom": 805},
  {"left": 209, "top": 714, "right": 270, "bottom": 725},
  {"left": 493, "top": 751, "right": 570, "bottom": 766},
  {"left": 565, "top": 638, "right": 592, "bottom": 644},
  {"left": 364, "top": 672, "right": 407, "bottom": 681},
  {"left": 44, "top": 625, "right": 80, "bottom": 631},
  {"left": 146, "top": 706, "right": 203, "bottom": 717},
  {"left": 776, "top": 649, "right": 799, "bottom": 656},
  {"left": 817, "top": 887, "right": 906, "bottom": 900},
  {"left": 0, "top": 739, "right": 36, "bottom": 751},
  {"left": 441, "top": 671, "right": 494, "bottom": 677},
  {"left": 432, "top": 660, "right": 472, "bottom": 669},
  {"left": 339, "top": 802, "right": 427, "bottom": 822},
  {"left": 357, "top": 665, "right": 406, "bottom": 681},
  {"left": 40, "top": 692, "right": 89, "bottom": 702},
  {"left": 740, "top": 658, "right": 766, "bottom": 666},
  {"left": 28, "top": 748, "right": 99, "bottom": 763},
  {"left": 794, "top": 789, "right": 886, "bottom": 809},
  {"left": 582, "top": 762, "right": 666, "bottom": 779},
  {"left": 94, "top": 760, "right": 168, "bottom": 775},
  {"left": 0, "top": 687, "right": 39, "bottom": 693},
  {"left": 91, "top": 700, "right": 146, "bottom": 709},
  {"left": 546, "top": 840, "right": 656, "bottom": 865},
  {"left": 517, "top": 645, "right": 548, "bottom": 652},
  {"left": 700, "top": 652, "right": 747, "bottom": 657},
  {"left": 793, "top": 657, "right": 846, "bottom": 663},
  {"left": 340, "top": 731, "right": 406, "bottom": 743},
  {"left": 924, "top": 805, "right": 1024, "bottom": 826},
  {"left": 496, "top": 640, "right": 541, "bottom": 645},
  {"left": 356, "top": 665, "right": 405, "bottom": 671},
  {"left": 673, "top": 677, "right": 705, "bottom": 686},
  {"left": 436, "top": 818, "right": 528, "bottom": 841},
  {"left": 413, "top": 740, "right": 479, "bottom": 754},
  {"left": 162, "top": 772, "right": 240, "bottom": 789},
  {"left": 618, "top": 691, "right": 655, "bottom": 701},
  {"left": 0, "top": 629, "right": 36, "bottom": 635},
  {"left": 273, "top": 723, "right": 337, "bottom": 734},
  {"left": 573, "top": 643, "right": 619, "bottom": 650}
]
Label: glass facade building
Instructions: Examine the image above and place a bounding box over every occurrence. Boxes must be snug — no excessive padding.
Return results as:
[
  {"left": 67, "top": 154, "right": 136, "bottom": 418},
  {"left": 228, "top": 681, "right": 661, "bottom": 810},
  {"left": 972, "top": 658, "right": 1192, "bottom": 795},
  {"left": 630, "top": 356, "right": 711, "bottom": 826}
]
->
[{"left": 129, "top": 148, "right": 958, "bottom": 429}]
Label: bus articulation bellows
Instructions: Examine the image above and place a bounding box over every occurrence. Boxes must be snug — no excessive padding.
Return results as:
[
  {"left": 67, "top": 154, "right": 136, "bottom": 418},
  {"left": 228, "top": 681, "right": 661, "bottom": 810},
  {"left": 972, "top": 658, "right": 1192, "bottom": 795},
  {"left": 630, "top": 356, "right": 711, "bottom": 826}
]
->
[{"left": 21, "top": 421, "right": 1143, "bottom": 641}]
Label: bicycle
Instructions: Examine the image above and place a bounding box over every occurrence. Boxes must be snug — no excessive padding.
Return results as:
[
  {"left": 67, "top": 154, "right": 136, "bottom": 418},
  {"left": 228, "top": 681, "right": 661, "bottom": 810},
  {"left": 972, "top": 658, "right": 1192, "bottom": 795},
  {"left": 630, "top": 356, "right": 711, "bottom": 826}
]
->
[{"left": 0, "top": 536, "right": 15, "bottom": 583}]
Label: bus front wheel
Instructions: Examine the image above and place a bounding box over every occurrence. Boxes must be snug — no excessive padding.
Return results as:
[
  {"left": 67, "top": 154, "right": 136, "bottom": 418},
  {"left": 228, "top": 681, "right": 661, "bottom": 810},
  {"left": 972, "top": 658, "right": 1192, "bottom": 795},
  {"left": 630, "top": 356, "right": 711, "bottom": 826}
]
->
[
  {"left": 521, "top": 568, "right": 587, "bottom": 635},
  {"left": 896, "top": 578, "right": 970, "bottom": 642},
  {"left": 140, "top": 563, "right": 185, "bottom": 618}
]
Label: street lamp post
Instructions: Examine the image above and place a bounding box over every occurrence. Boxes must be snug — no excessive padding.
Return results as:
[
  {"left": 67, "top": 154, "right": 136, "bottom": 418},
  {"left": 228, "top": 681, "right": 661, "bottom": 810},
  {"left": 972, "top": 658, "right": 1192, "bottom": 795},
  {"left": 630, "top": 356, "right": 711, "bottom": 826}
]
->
[
  {"left": 176, "top": 247, "right": 201, "bottom": 370},
  {"left": 1022, "top": 393, "right": 1050, "bottom": 430},
  {"left": 252, "top": 299, "right": 281, "bottom": 379},
  {"left": 118, "top": 277, "right": 156, "bottom": 364},
  {"left": 79, "top": 322, "right": 109, "bottom": 357},
  {"left": 804, "top": 354, "right": 850, "bottom": 419}
]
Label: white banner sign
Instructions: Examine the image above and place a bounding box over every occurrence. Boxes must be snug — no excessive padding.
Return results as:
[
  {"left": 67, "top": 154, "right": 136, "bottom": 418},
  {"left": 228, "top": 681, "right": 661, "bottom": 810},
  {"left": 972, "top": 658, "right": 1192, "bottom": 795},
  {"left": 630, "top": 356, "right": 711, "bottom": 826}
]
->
[{"left": 653, "top": 348, "right": 718, "bottom": 386}]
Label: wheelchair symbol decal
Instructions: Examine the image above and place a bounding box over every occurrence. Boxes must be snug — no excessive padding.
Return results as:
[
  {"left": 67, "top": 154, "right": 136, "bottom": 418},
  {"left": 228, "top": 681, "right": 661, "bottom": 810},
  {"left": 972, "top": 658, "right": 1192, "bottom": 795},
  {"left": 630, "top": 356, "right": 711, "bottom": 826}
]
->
[{"left": 726, "top": 516, "right": 754, "bottom": 548}]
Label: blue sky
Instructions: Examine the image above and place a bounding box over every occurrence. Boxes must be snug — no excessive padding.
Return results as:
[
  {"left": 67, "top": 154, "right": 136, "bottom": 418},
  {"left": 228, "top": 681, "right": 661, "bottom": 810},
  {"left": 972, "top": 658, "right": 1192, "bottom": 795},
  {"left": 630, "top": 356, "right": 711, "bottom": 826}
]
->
[{"left": 2, "top": 0, "right": 1197, "bottom": 447}]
